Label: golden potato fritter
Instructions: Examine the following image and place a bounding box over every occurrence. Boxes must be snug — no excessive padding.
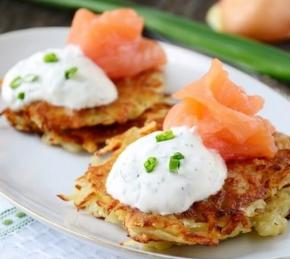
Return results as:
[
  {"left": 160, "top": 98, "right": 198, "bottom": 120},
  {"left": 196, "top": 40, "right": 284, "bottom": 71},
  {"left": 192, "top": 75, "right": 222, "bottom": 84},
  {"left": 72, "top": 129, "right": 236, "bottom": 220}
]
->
[
  {"left": 41, "top": 103, "right": 171, "bottom": 153},
  {"left": 2, "top": 70, "right": 169, "bottom": 153},
  {"left": 61, "top": 130, "right": 290, "bottom": 249},
  {"left": 3, "top": 70, "right": 165, "bottom": 132}
]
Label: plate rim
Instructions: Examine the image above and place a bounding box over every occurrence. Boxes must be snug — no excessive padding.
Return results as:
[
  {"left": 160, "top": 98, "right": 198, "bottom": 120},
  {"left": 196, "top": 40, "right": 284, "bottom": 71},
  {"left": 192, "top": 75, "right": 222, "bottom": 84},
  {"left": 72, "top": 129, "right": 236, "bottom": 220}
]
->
[{"left": 0, "top": 26, "right": 289, "bottom": 259}]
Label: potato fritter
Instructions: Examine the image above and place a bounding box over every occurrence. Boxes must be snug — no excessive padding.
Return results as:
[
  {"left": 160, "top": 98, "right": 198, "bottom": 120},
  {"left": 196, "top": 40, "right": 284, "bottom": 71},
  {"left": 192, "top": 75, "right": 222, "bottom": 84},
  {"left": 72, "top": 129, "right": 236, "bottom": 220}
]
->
[
  {"left": 2, "top": 70, "right": 168, "bottom": 153},
  {"left": 42, "top": 103, "right": 171, "bottom": 153},
  {"left": 3, "top": 70, "right": 165, "bottom": 132},
  {"left": 61, "top": 129, "right": 290, "bottom": 249}
]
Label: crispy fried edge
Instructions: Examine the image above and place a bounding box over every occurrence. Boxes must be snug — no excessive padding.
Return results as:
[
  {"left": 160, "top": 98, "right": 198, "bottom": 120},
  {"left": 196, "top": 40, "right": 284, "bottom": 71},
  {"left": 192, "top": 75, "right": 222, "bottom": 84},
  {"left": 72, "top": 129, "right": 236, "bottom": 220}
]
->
[{"left": 41, "top": 103, "right": 171, "bottom": 153}]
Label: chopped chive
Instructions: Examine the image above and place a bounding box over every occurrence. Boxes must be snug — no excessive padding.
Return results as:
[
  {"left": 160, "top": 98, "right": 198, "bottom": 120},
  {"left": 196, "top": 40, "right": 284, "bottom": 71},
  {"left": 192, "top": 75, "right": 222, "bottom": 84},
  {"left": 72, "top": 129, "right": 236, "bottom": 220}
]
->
[
  {"left": 43, "top": 52, "right": 59, "bottom": 63},
  {"left": 171, "top": 152, "right": 185, "bottom": 160},
  {"left": 156, "top": 130, "right": 175, "bottom": 142},
  {"left": 65, "top": 66, "right": 78, "bottom": 79},
  {"left": 169, "top": 158, "right": 180, "bottom": 173},
  {"left": 169, "top": 152, "right": 185, "bottom": 173},
  {"left": 2, "top": 219, "right": 13, "bottom": 225},
  {"left": 144, "top": 156, "right": 158, "bottom": 173},
  {"left": 16, "top": 212, "right": 26, "bottom": 218},
  {"left": 24, "top": 74, "right": 39, "bottom": 83},
  {"left": 10, "top": 76, "right": 22, "bottom": 89},
  {"left": 17, "top": 92, "right": 25, "bottom": 100}
]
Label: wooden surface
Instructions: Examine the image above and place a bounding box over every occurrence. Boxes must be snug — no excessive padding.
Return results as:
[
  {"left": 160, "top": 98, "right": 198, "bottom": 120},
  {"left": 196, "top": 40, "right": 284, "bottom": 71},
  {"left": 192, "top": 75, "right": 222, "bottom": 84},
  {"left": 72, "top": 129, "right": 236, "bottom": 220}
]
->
[
  {"left": 0, "top": 0, "right": 289, "bottom": 95},
  {"left": 0, "top": 0, "right": 215, "bottom": 32}
]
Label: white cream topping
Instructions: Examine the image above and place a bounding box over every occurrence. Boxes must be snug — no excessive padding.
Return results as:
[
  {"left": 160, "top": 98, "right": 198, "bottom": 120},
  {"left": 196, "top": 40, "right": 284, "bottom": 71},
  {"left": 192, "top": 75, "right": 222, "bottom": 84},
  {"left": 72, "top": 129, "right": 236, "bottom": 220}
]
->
[
  {"left": 106, "top": 126, "right": 227, "bottom": 215},
  {"left": 1, "top": 45, "right": 118, "bottom": 110}
]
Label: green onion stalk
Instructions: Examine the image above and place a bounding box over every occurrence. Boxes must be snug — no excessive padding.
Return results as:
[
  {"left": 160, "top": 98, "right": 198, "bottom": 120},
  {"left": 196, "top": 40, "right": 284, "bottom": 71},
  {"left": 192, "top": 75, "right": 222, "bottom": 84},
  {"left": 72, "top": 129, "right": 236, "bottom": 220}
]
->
[{"left": 26, "top": 0, "right": 290, "bottom": 82}]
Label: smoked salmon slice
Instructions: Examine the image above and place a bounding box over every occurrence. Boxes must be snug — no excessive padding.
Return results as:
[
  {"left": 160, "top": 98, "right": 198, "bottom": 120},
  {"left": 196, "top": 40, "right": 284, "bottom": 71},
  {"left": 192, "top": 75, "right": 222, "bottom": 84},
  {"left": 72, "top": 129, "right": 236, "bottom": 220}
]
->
[
  {"left": 68, "top": 8, "right": 167, "bottom": 79},
  {"left": 164, "top": 59, "right": 277, "bottom": 160}
]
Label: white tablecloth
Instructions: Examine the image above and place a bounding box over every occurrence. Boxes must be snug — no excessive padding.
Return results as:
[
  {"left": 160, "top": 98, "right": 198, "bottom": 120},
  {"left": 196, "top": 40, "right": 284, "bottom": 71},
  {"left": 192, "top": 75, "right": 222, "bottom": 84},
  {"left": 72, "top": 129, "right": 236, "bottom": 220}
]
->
[{"left": 0, "top": 196, "right": 124, "bottom": 259}]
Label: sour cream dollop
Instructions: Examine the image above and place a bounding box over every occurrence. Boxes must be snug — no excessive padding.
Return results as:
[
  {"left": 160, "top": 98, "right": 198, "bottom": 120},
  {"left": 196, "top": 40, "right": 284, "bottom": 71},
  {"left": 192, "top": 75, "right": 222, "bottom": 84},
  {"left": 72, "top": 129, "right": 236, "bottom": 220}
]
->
[
  {"left": 106, "top": 126, "right": 227, "bottom": 215},
  {"left": 1, "top": 45, "right": 118, "bottom": 110}
]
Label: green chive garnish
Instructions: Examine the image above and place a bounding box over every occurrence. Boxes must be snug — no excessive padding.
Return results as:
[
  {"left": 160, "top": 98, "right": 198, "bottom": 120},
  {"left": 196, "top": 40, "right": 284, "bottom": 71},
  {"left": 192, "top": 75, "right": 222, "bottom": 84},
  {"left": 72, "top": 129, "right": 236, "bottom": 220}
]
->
[
  {"left": 144, "top": 156, "right": 158, "bottom": 173},
  {"left": 43, "top": 52, "right": 59, "bottom": 63},
  {"left": 17, "top": 92, "right": 25, "bottom": 100},
  {"left": 10, "top": 76, "right": 22, "bottom": 89},
  {"left": 156, "top": 130, "right": 175, "bottom": 142},
  {"left": 65, "top": 67, "right": 78, "bottom": 79},
  {"left": 16, "top": 212, "right": 26, "bottom": 218},
  {"left": 169, "top": 152, "right": 185, "bottom": 173},
  {"left": 2, "top": 219, "right": 13, "bottom": 225},
  {"left": 24, "top": 74, "right": 39, "bottom": 83},
  {"left": 169, "top": 158, "right": 180, "bottom": 173},
  {"left": 171, "top": 152, "right": 185, "bottom": 160}
]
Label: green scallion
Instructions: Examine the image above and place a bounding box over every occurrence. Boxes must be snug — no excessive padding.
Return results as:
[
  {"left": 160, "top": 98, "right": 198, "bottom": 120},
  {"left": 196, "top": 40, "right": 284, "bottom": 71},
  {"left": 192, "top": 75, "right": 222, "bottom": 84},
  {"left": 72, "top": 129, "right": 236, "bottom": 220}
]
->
[
  {"left": 65, "top": 66, "right": 78, "bottom": 79},
  {"left": 10, "top": 76, "right": 22, "bottom": 89},
  {"left": 169, "top": 152, "right": 184, "bottom": 173},
  {"left": 2, "top": 219, "right": 13, "bottom": 225},
  {"left": 144, "top": 156, "right": 158, "bottom": 173},
  {"left": 43, "top": 52, "right": 59, "bottom": 63},
  {"left": 24, "top": 74, "right": 39, "bottom": 83},
  {"left": 17, "top": 92, "right": 25, "bottom": 100},
  {"left": 156, "top": 130, "right": 175, "bottom": 142},
  {"left": 171, "top": 152, "right": 185, "bottom": 160},
  {"left": 169, "top": 158, "right": 180, "bottom": 173},
  {"left": 16, "top": 212, "right": 26, "bottom": 218}
]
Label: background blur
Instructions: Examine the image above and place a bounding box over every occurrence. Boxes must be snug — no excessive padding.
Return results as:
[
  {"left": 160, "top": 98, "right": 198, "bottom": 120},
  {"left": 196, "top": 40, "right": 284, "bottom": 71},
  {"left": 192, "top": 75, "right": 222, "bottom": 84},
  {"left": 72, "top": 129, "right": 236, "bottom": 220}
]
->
[
  {"left": 0, "top": 0, "right": 213, "bottom": 32},
  {"left": 1, "top": 0, "right": 289, "bottom": 50},
  {"left": 0, "top": 0, "right": 289, "bottom": 94}
]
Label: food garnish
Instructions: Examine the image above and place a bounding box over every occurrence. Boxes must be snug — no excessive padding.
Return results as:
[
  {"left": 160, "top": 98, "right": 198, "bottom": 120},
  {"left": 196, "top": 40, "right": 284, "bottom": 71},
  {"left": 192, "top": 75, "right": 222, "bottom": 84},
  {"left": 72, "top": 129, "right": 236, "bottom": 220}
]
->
[
  {"left": 144, "top": 156, "right": 158, "bottom": 173},
  {"left": 64, "top": 66, "right": 78, "bottom": 79},
  {"left": 169, "top": 152, "right": 185, "bottom": 173},
  {"left": 10, "top": 76, "right": 22, "bottom": 89},
  {"left": 43, "top": 52, "right": 59, "bottom": 63},
  {"left": 2, "top": 46, "right": 118, "bottom": 111},
  {"left": 164, "top": 59, "right": 277, "bottom": 160},
  {"left": 17, "top": 92, "right": 25, "bottom": 100},
  {"left": 24, "top": 74, "right": 39, "bottom": 83},
  {"left": 68, "top": 8, "right": 166, "bottom": 79},
  {"left": 155, "top": 129, "right": 175, "bottom": 142},
  {"left": 106, "top": 126, "right": 227, "bottom": 215}
]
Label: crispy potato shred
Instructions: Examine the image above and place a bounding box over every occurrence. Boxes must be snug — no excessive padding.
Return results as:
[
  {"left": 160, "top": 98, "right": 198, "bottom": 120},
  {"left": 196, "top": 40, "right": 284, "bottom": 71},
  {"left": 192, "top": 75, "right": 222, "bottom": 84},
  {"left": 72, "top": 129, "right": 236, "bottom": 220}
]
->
[
  {"left": 60, "top": 129, "right": 290, "bottom": 250},
  {"left": 2, "top": 70, "right": 169, "bottom": 153}
]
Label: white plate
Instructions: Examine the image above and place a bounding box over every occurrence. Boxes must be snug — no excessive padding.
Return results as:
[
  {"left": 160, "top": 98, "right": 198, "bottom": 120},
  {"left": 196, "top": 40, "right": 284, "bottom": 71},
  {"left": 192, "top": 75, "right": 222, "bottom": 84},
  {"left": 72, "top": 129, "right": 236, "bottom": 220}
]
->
[{"left": 0, "top": 27, "right": 290, "bottom": 259}]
